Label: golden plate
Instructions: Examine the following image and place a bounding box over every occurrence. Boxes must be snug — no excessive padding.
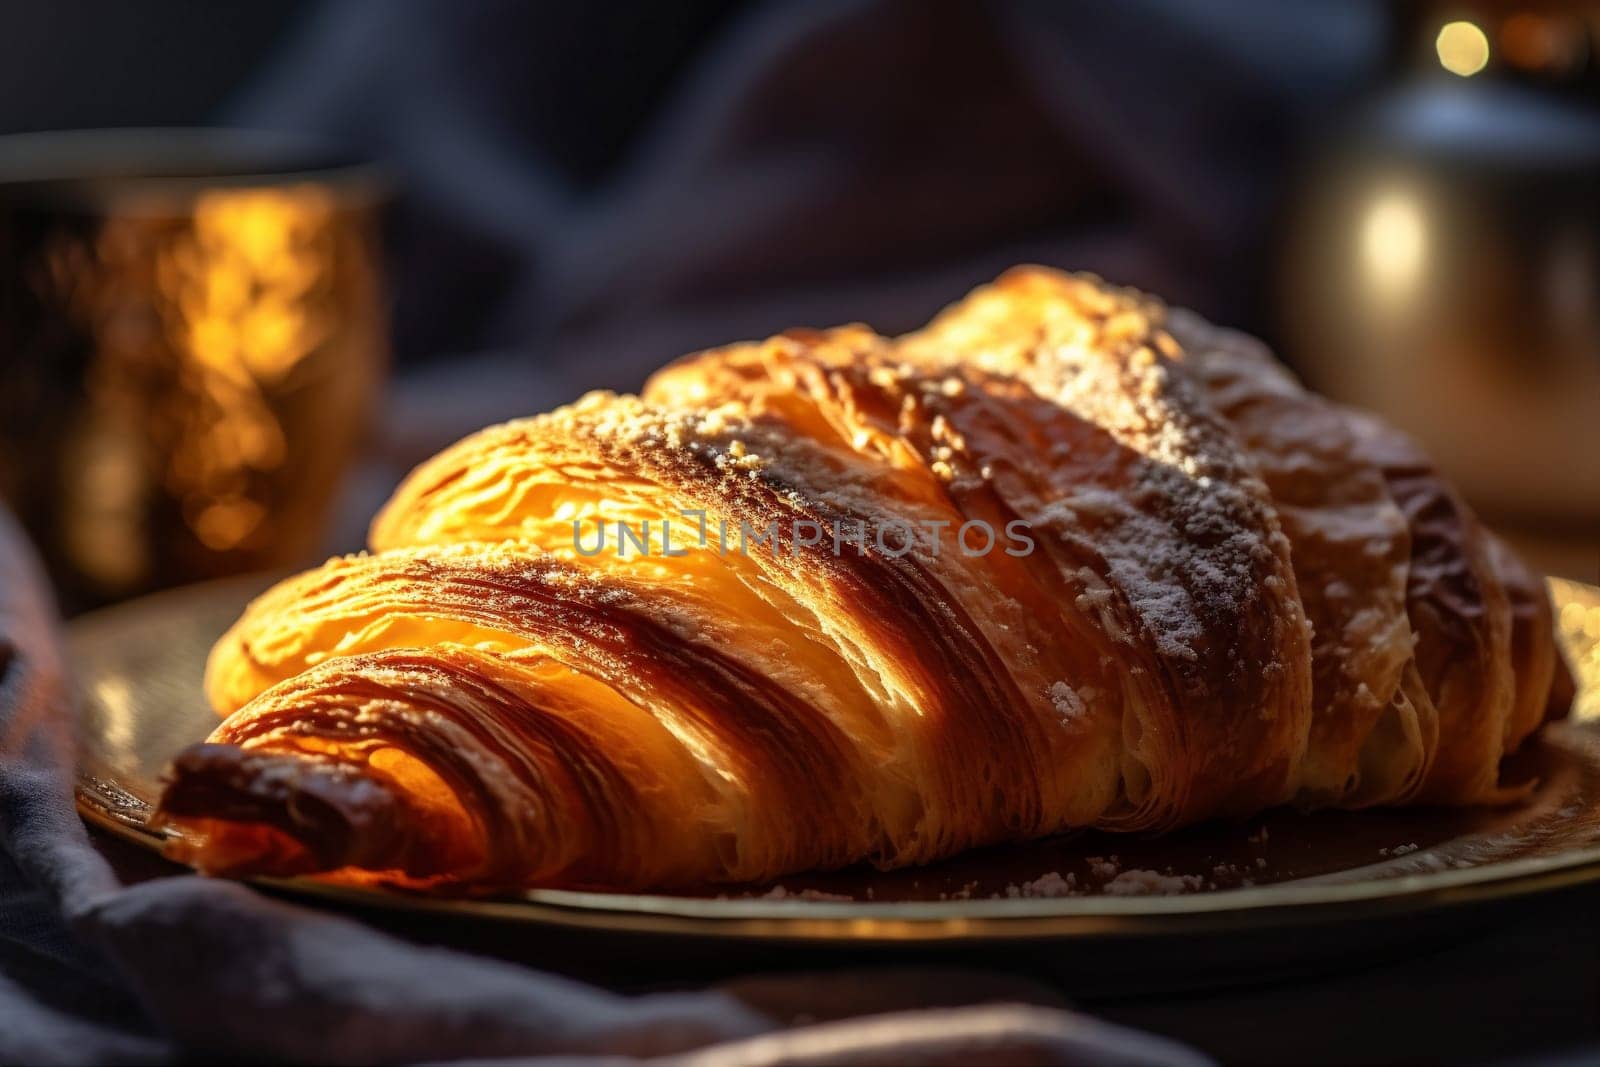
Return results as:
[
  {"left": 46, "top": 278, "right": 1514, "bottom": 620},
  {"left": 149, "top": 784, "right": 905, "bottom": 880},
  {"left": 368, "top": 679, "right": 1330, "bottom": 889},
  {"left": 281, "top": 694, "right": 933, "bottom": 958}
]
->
[{"left": 70, "top": 574, "right": 1600, "bottom": 988}]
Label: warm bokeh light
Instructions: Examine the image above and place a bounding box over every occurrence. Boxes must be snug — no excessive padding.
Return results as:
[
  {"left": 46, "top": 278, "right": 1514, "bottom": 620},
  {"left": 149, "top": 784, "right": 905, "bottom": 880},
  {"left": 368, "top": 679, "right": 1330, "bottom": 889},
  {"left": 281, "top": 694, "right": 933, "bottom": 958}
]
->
[
  {"left": 174, "top": 187, "right": 335, "bottom": 384},
  {"left": 159, "top": 186, "right": 336, "bottom": 551},
  {"left": 1556, "top": 582, "right": 1600, "bottom": 724},
  {"left": 1436, "top": 20, "right": 1490, "bottom": 77},
  {"left": 1501, "top": 13, "right": 1580, "bottom": 74},
  {"left": 1361, "top": 192, "right": 1427, "bottom": 298}
]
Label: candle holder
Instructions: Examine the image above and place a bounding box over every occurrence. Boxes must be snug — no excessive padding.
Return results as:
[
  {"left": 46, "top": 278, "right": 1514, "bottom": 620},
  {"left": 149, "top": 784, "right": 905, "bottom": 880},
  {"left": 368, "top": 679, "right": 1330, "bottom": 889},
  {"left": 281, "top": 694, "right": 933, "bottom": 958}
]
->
[{"left": 0, "top": 129, "right": 389, "bottom": 612}]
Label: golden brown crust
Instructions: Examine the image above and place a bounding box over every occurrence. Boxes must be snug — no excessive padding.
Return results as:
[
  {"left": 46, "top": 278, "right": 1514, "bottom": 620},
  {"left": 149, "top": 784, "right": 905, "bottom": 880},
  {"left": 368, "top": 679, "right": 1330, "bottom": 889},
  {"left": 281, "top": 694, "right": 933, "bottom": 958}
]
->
[
  {"left": 1335, "top": 410, "right": 1521, "bottom": 803},
  {"left": 1486, "top": 533, "right": 1562, "bottom": 746},
  {"left": 158, "top": 268, "right": 1565, "bottom": 891},
  {"left": 1162, "top": 309, "right": 1425, "bottom": 807},
  {"left": 896, "top": 274, "right": 1314, "bottom": 823}
]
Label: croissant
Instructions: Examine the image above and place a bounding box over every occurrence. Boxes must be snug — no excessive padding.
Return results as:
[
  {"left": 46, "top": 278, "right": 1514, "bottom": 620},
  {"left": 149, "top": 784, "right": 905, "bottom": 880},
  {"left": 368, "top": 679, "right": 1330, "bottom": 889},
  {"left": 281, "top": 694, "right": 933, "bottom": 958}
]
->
[{"left": 156, "top": 268, "right": 1568, "bottom": 891}]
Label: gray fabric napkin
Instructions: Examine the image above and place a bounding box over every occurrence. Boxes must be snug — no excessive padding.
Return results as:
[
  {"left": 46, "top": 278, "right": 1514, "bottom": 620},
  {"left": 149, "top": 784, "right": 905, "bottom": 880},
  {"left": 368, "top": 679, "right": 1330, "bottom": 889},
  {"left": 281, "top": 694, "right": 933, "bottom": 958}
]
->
[{"left": 0, "top": 506, "right": 1209, "bottom": 1064}]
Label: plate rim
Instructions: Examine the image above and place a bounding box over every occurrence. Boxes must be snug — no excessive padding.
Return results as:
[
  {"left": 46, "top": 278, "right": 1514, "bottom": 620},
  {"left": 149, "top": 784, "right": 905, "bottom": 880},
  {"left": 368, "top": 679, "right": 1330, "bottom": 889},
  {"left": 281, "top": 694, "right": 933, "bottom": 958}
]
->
[
  {"left": 70, "top": 574, "right": 1600, "bottom": 943},
  {"left": 75, "top": 773, "right": 1600, "bottom": 943}
]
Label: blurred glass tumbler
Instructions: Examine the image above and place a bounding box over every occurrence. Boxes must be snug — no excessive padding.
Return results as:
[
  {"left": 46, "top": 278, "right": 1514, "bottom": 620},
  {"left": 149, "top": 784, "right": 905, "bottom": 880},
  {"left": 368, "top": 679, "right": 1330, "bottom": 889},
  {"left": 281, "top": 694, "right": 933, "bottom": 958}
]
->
[{"left": 0, "top": 129, "right": 387, "bottom": 611}]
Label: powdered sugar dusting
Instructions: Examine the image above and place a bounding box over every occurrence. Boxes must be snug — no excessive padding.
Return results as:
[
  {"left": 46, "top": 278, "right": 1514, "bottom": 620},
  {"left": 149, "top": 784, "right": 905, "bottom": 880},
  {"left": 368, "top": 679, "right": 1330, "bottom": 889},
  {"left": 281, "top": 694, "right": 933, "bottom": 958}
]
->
[
  {"left": 1048, "top": 681, "right": 1087, "bottom": 723},
  {"left": 749, "top": 885, "right": 854, "bottom": 902},
  {"left": 901, "top": 268, "right": 1304, "bottom": 677},
  {"left": 1102, "top": 869, "right": 1206, "bottom": 896},
  {"left": 1003, "top": 871, "right": 1080, "bottom": 898}
]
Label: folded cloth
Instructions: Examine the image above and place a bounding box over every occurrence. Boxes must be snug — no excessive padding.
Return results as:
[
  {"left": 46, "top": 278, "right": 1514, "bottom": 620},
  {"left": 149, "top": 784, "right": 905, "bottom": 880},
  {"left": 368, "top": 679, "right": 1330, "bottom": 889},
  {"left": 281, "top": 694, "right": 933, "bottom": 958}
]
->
[
  {"left": 0, "top": 512, "right": 1209, "bottom": 1066},
  {"left": 229, "top": 0, "right": 1379, "bottom": 380}
]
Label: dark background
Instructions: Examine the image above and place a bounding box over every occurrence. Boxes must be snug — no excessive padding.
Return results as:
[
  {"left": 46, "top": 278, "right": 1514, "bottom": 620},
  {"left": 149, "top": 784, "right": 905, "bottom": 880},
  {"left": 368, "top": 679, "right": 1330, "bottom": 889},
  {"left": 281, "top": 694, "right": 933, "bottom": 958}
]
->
[
  {"left": 0, "top": 5, "right": 304, "bottom": 135},
  {"left": 2, "top": 1, "right": 1594, "bottom": 585},
  {"left": 0, "top": 1, "right": 1385, "bottom": 372}
]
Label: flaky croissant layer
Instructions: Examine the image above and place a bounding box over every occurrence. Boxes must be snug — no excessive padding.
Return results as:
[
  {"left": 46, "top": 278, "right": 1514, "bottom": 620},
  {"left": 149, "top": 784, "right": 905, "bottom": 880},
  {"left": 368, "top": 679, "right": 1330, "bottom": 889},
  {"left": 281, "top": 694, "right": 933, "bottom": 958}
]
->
[{"left": 157, "top": 268, "right": 1569, "bottom": 891}]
